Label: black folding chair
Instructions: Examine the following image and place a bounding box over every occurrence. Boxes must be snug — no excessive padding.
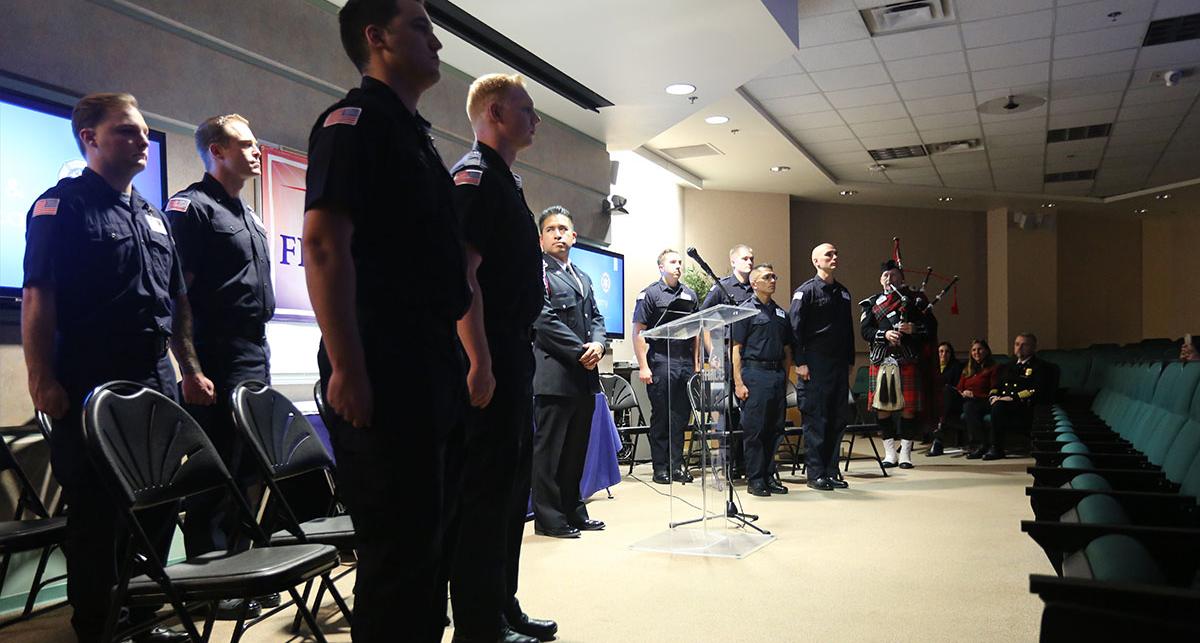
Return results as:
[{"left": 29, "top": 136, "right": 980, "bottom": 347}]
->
[
  {"left": 83, "top": 381, "right": 341, "bottom": 642},
  {"left": 231, "top": 381, "right": 354, "bottom": 633},
  {"left": 0, "top": 431, "right": 67, "bottom": 627},
  {"left": 600, "top": 373, "right": 651, "bottom": 474}
]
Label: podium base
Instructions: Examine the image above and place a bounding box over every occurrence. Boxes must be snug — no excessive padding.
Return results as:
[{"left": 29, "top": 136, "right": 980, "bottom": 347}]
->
[{"left": 629, "top": 528, "right": 775, "bottom": 559}]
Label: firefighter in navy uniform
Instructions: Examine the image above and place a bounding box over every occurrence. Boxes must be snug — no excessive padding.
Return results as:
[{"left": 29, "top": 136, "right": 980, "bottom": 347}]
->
[
  {"left": 860, "top": 260, "right": 937, "bottom": 469},
  {"left": 302, "top": 2, "right": 471, "bottom": 641},
  {"left": 632, "top": 249, "right": 700, "bottom": 484},
  {"left": 445, "top": 73, "right": 556, "bottom": 643},
  {"left": 699, "top": 244, "right": 755, "bottom": 476},
  {"left": 984, "top": 333, "right": 1058, "bottom": 460},
  {"left": 731, "top": 264, "right": 793, "bottom": 497},
  {"left": 22, "top": 93, "right": 199, "bottom": 643}
]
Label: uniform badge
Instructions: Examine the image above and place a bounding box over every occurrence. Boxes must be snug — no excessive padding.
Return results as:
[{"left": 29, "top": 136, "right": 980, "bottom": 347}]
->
[
  {"left": 323, "top": 107, "right": 362, "bottom": 127},
  {"left": 841, "top": 291, "right": 851, "bottom": 300},
  {"left": 165, "top": 197, "right": 191, "bottom": 213},
  {"left": 680, "top": 292, "right": 693, "bottom": 301},
  {"left": 145, "top": 213, "right": 168, "bottom": 235},
  {"left": 453, "top": 169, "right": 483, "bottom": 186},
  {"left": 1025, "top": 368, "right": 1033, "bottom": 377},
  {"left": 775, "top": 308, "right": 786, "bottom": 318},
  {"left": 32, "top": 198, "right": 59, "bottom": 217}
]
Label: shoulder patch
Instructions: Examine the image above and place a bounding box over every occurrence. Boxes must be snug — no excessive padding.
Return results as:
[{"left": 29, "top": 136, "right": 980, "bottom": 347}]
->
[
  {"left": 32, "top": 198, "right": 59, "bottom": 217},
  {"left": 165, "top": 197, "right": 191, "bottom": 213},
  {"left": 792, "top": 291, "right": 803, "bottom": 303},
  {"left": 636, "top": 292, "right": 647, "bottom": 301},
  {"left": 841, "top": 291, "right": 851, "bottom": 300},
  {"left": 453, "top": 169, "right": 483, "bottom": 186},
  {"left": 323, "top": 107, "right": 362, "bottom": 128}
]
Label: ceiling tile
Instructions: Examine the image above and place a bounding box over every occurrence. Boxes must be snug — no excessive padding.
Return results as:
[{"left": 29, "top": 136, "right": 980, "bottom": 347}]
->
[
  {"left": 961, "top": 11, "right": 1054, "bottom": 49},
  {"left": 1117, "top": 99, "right": 1194, "bottom": 121},
  {"left": 1045, "top": 141, "right": 1104, "bottom": 160},
  {"left": 1045, "top": 155, "right": 1102, "bottom": 172},
  {"left": 913, "top": 110, "right": 981, "bottom": 130},
  {"left": 983, "top": 117, "right": 1047, "bottom": 135},
  {"left": 1134, "top": 40, "right": 1200, "bottom": 70},
  {"left": 838, "top": 102, "right": 911, "bottom": 124},
  {"left": 1102, "top": 142, "right": 1165, "bottom": 160},
  {"left": 1042, "top": 180, "right": 1094, "bottom": 196},
  {"left": 798, "top": 11, "right": 871, "bottom": 48},
  {"left": 972, "top": 62, "right": 1051, "bottom": 91},
  {"left": 1111, "top": 116, "right": 1184, "bottom": 136},
  {"left": 876, "top": 156, "right": 932, "bottom": 169},
  {"left": 1121, "top": 84, "right": 1200, "bottom": 106},
  {"left": 797, "top": 0, "right": 860, "bottom": 18},
  {"left": 744, "top": 74, "right": 821, "bottom": 100},
  {"left": 762, "top": 93, "right": 834, "bottom": 116},
  {"left": 1052, "top": 49, "right": 1138, "bottom": 80},
  {"left": 1047, "top": 108, "right": 1119, "bottom": 129},
  {"left": 885, "top": 168, "right": 943, "bottom": 185},
  {"left": 816, "top": 150, "right": 877, "bottom": 166},
  {"left": 920, "top": 125, "right": 985, "bottom": 143},
  {"left": 792, "top": 125, "right": 857, "bottom": 144},
  {"left": 989, "top": 155, "right": 1045, "bottom": 171},
  {"left": 825, "top": 84, "right": 902, "bottom": 109},
  {"left": 967, "top": 39, "right": 1053, "bottom": 71},
  {"left": 1054, "top": 0, "right": 1154, "bottom": 35},
  {"left": 896, "top": 74, "right": 974, "bottom": 100},
  {"left": 933, "top": 153, "right": 990, "bottom": 170},
  {"left": 956, "top": 0, "right": 1054, "bottom": 23},
  {"left": 940, "top": 172, "right": 995, "bottom": 189},
  {"left": 993, "top": 176, "right": 1045, "bottom": 192},
  {"left": 1050, "top": 72, "right": 1131, "bottom": 99},
  {"left": 1154, "top": 0, "right": 1200, "bottom": 20},
  {"left": 1049, "top": 92, "right": 1124, "bottom": 114},
  {"left": 987, "top": 130, "right": 1046, "bottom": 147},
  {"left": 849, "top": 117, "right": 916, "bottom": 139},
  {"left": 1108, "top": 128, "right": 1174, "bottom": 146},
  {"left": 886, "top": 51, "right": 969, "bottom": 82},
  {"left": 858, "top": 133, "right": 924, "bottom": 149},
  {"left": 980, "top": 104, "right": 1048, "bottom": 123},
  {"left": 779, "top": 111, "right": 848, "bottom": 130},
  {"left": 874, "top": 25, "right": 964, "bottom": 61},
  {"left": 905, "top": 93, "right": 980, "bottom": 116},
  {"left": 975, "top": 84, "right": 1048, "bottom": 104},
  {"left": 795, "top": 39, "right": 882, "bottom": 72},
  {"left": 829, "top": 164, "right": 891, "bottom": 182},
  {"left": 988, "top": 143, "right": 1046, "bottom": 159},
  {"left": 1053, "top": 23, "right": 1146, "bottom": 58},
  {"left": 754, "top": 55, "right": 807, "bottom": 80},
  {"left": 798, "top": 138, "right": 864, "bottom": 154},
  {"left": 810, "top": 63, "right": 893, "bottom": 92}
]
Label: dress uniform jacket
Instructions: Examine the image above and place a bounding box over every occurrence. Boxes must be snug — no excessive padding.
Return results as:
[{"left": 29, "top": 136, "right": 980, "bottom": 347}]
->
[{"left": 533, "top": 254, "right": 608, "bottom": 397}]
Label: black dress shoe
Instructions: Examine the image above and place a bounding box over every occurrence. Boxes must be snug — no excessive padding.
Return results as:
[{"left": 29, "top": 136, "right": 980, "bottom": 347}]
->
[
  {"left": 211, "top": 598, "right": 261, "bottom": 620},
  {"left": 652, "top": 470, "right": 670, "bottom": 484},
  {"left": 966, "top": 446, "right": 987, "bottom": 459},
  {"left": 746, "top": 483, "right": 771, "bottom": 497},
  {"left": 982, "top": 448, "right": 1006, "bottom": 461},
  {"left": 132, "top": 626, "right": 192, "bottom": 643},
  {"left": 534, "top": 525, "right": 581, "bottom": 538},
  {"left": 508, "top": 612, "right": 558, "bottom": 641},
  {"left": 806, "top": 477, "right": 834, "bottom": 491},
  {"left": 764, "top": 480, "right": 789, "bottom": 494},
  {"left": 828, "top": 476, "right": 849, "bottom": 489},
  {"left": 928, "top": 439, "right": 944, "bottom": 457},
  {"left": 672, "top": 468, "right": 693, "bottom": 483},
  {"left": 571, "top": 518, "right": 605, "bottom": 531},
  {"left": 254, "top": 592, "right": 281, "bottom": 608},
  {"left": 500, "top": 628, "right": 540, "bottom": 643}
]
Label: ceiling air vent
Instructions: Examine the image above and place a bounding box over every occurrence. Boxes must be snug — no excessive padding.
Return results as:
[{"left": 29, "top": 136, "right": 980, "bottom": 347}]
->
[
  {"left": 1143, "top": 12, "right": 1200, "bottom": 46},
  {"left": 867, "top": 144, "right": 927, "bottom": 161},
  {"left": 926, "top": 139, "right": 984, "bottom": 155},
  {"left": 860, "top": 1, "right": 956, "bottom": 36},
  {"left": 1045, "top": 170, "right": 1097, "bottom": 183},
  {"left": 660, "top": 143, "right": 724, "bottom": 160},
  {"left": 1046, "top": 123, "right": 1112, "bottom": 143}
]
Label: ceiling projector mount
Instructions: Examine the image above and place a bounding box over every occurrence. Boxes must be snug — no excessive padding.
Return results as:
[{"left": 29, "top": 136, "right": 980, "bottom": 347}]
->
[{"left": 977, "top": 93, "right": 1047, "bottom": 116}]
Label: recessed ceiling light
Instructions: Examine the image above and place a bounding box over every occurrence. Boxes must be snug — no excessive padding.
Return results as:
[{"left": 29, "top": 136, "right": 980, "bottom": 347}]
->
[
  {"left": 1155, "top": 193, "right": 1172, "bottom": 200},
  {"left": 770, "top": 165, "right": 791, "bottom": 173},
  {"left": 665, "top": 83, "right": 696, "bottom": 95},
  {"left": 704, "top": 115, "right": 730, "bottom": 125},
  {"left": 868, "top": 163, "right": 888, "bottom": 172},
  {"left": 1134, "top": 208, "right": 1148, "bottom": 215},
  {"left": 839, "top": 190, "right": 857, "bottom": 196},
  {"left": 937, "top": 196, "right": 954, "bottom": 202},
  {"left": 1041, "top": 202, "right": 1056, "bottom": 208}
]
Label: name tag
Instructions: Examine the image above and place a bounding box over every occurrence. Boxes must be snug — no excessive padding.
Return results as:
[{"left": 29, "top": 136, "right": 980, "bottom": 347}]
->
[
  {"left": 145, "top": 214, "right": 168, "bottom": 235},
  {"left": 775, "top": 308, "right": 786, "bottom": 318},
  {"left": 680, "top": 292, "right": 693, "bottom": 301},
  {"left": 841, "top": 291, "right": 851, "bottom": 300}
]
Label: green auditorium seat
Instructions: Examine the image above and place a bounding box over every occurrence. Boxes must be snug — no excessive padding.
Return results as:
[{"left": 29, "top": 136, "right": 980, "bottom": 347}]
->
[
  {"left": 1060, "top": 442, "right": 1089, "bottom": 455},
  {"left": 1062, "top": 534, "right": 1164, "bottom": 584},
  {"left": 1060, "top": 494, "right": 1130, "bottom": 525}
]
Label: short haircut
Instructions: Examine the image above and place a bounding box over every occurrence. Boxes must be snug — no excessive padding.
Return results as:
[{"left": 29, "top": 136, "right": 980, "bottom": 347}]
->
[
  {"left": 339, "top": 0, "right": 413, "bottom": 72},
  {"left": 749, "top": 263, "right": 775, "bottom": 281},
  {"left": 71, "top": 93, "right": 138, "bottom": 155},
  {"left": 538, "top": 205, "right": 573, "bottom": 231},
  {"left": 729, "top": 244, "right": 753, "bottom": 259},
  {"left": 466, "top": 73, "right": 526, "bottom": 125},
  {"left": 194, "top": 114, "right": 249, "bottom": 166},
  {"left": 1017, "top": 332, "right": 1038, "bottom": 346},
  {"left": 657, "top": 248, "right": 680, "bottom": 266}
]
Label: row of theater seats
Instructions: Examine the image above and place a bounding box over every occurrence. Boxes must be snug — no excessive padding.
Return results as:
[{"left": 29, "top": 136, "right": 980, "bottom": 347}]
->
[
  {"left": 1038, "top": 336, "right": 1188, "bottom": 398},
  {"left": 1020, "top": 359, "right": 1200, "bottom": 639}
]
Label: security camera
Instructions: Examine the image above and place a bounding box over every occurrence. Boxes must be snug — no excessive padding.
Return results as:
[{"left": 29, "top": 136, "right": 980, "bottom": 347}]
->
[{"left": 1165, "top": 70, "right": 1183, "bottom": 87}]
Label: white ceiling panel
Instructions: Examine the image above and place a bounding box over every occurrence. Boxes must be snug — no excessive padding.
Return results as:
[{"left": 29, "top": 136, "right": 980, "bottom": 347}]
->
[
  {"left": 975, "top": 84, "right": 1048, "bottom": 103},
  {"left": 797, "top": 10, "right": 871, "bottom": 48},
  {"left": 1102, "top": 142, "right": 1166, "bottom": 160},
  {"left": 885, "top": 168, "right": 943, "bottom": 185},
  {"left": 920, "top": 125, "right": 985, "bottom": 143},
  {"left": 779, "top": 111, "right": 848, "bottom": 130},
  {"left": 858, "top": 132, "right": 924, "bottom": 149},
  {"left": 1049, "top": 92, "right": 1125, "bottom": 114},
  {"left": 1108, "top": 128, "right": 1174, "bottom": 146},
  {"left": 825, "top": 84, "right": 903, "bottom": 108},
  {"left": 1054, "top": 0, "right": 1154, "bottom": 35},
  {"left": 797, "top": 0, "right": 860, "bottom": 18},
  {"left": 876, "top": 156, "right": 932, "bottom": 169},
  {"left": 983, "top": 117, "right": 1048, "bottom": 135},
  {"left": 933, "top": 153, "right": 991, "bottom": 170},
  {"left": 989, "top": 156, "right": 1045, "bottom": 171},
  {"left": 849, "top": 117, "right": 916, "bottom": 138},
  {"left": 905, "top": 93, "right": 980, "bottom": 116},
  {"left": 1042, "top": 180, "right": 1094, "bottom": 195},
  {"left": 817, "top": 149, "right": 877, "bottom": 166},
  {"left": 1047, "top": 108, "right": 1119, "bottom": 129},
  {"left": 988, "top": 143, "right": 1047, "bottom": 159},
  {"left": 913, "top": 110, "right": 982, "bottom": 130},
  {"left": 744, "top": 73, "right": 821, "bottom": 100},
  {"left": 1154, "top": 0, "right": 1200, "bottom": 19},
  {"left": 874, "top": 25, "right": 964, "bottom": 61},
  {"left": 988, "top": 130, "right": 1047, "bottom": 148},
  {"left": 1052, "top": 49, "right": 1139, "bottom": 80},
  {"left": 962, "top": 11, "right": 1054, "bottom": 49},
  {"left": 1117, "top": 99, "right": 1194, "bottom": 121},
  {"left": 1045, "top": 155, "right": 1102, "bottom": 172},
  {"left": 810, "top": 63, "right": 893, "bottom": 92},
  {"left": 1050, "top": 72, "right": 1132, "bottom": 99},
  {"left": 956, "top": 0, "right": 1054, "bottom": 23},
  {"left": 838, "top": 102, "right": 911, "bottom": 124},
  {"left": 979, "top": 103, "right": 1048, "bottom": 124},
  {"left": 1121, "top": 84, "right": 1200, "bottom": 106},
  {"left": 972, "top": 62, "right": 1051, "bottom": 91},
  {"left": 886, "top": 51, "right": 970, "bottom": 82},
  {"left": 792, "top": 125, "right": 858, "bottom": 144},
  {"left": 829, "top": 164, "right": 891, "bottom": 182},
  {"left": 1132, "top": 40, "right": 1200, "bottom": 70},
  {"left": 1111, "top": 116, "right": 1184, "bottom": 135},
  {"left": 762, "top": 93, "right": 834, "bottom": 115},
  {"left": 967, "top": 39, "right": 1053, "bottom": 72},
  {"left": 940, "top": 172, "right": 995, "bottom": 189},
  {"left": 754, "top": 55, "right": 807, "bottom": 80},
  {"left": 795, "top": 39, "right": 882, "bottom": 72},
  {"left": 798, "top": 138, "right": 865, "bottom": 154},
  {"left": 1053, "top": 23, "right": 1147, "bottom": 58},
  {"left": 993, "top": 177, "right": 1045, "bottom": 192},
  {"left": 896, "top": 74, "right": 975, "bottom": 100}
]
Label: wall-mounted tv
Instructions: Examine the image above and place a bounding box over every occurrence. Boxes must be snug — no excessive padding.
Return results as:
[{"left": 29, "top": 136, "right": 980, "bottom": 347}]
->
[
  {"left": 0, "top": 89, "right": 168, "bottom": 303},
  {"left": 570, "top": 241, "right": 625, "bottom": 339}
]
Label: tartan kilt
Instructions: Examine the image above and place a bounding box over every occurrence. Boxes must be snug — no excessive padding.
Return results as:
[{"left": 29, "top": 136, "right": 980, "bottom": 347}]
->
[{"left": 868, "top": 362, "right": 924, "bottom": 412}]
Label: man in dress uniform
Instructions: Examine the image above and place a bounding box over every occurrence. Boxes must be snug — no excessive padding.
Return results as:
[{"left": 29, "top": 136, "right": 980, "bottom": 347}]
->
[
  {"left": 790, "top": 243, "right": 855, "bottom": 491},
  {"left": 166, "top": 114, "right": 276, "bottom": 617},
  {"left": 700, "top": 244, "right": 755, "bottom": 476},
  {"left": 986, "top": 333, "right": 1058, "bottom": 460},
  {"left": 632, "top": 249, "right": 700, "bottom": 484},
  {"left": 731, "top": 264, "right": 794, "bottom": 496},
  {"left": 530, "top": 206, "right": 608, "bottom": 539},
  {"left": 302, "top": 1, "right": 471, "bottom": 640},
  {"left": 445, "top": 72, "right": 556, "bottom": 643},
  {"left": 860, "top": 260, "right": 937, "bottom": 469},
  {"left": 22, "top": 92, "right": 199, "bottom": 642}
]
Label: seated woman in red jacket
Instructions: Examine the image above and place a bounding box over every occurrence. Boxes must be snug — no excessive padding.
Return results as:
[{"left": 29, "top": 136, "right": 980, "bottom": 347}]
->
[{"left": 956, "top": 339, "right": 1000, "bottom": 459}]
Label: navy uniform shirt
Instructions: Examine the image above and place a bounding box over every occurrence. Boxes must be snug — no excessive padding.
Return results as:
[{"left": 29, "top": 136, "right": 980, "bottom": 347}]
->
[
  {"left": 731, "top": 297, "right": 790, "bottom": 363},
  {"left": 451, "top": 141, "right": 543, "bottom": 376},
  {"left": 789, "top": 276, "right": 854, "bottom": 367},
  {"left": 305, "top": 76, "right": 470, "bottom": 352},
  {"left": 700, "top": 274, "right": 753, "bottom": 309},
  {"left": 165, "top": 173, "right": 274, "bottom": 339},
  {"left": 23, "top": 168, "right": 184, "bottom": 344},
  {"left": 632, "top": 278, "right": 698, "bottom": 357}
]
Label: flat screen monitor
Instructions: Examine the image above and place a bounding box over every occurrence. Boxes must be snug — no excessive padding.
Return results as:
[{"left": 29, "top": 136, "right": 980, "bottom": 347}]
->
[
  {"left": 569, "top": 241, "right": 624, "bottom": 339},
  {"left": 0, "top": 89, "right": 168, "bottom": 303}
]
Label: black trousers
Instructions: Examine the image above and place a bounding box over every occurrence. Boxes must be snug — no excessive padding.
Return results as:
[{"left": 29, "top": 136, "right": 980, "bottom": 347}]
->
[
  {"left": 318, "top": 343, "right": 462, "bottom": 643},
  {"left": 798, "top": 357, "right": 849, "bottom": 480},
  {"left": 990, "top": 399, "right": 1033, "bottom": 450},
  {"left": 181, "top": 336, "right": 269, "bottom": 558},
  {"left": 532, "top": 393, "right": 595, "bottom": 530},
  {"left": 646, "top": 351, "right": 693, "bottom": 473},
  {"left": 962, "top": 397, "right": 989, "bottom": 445},
  {"left": 739, "top": 367, "right": 787, "bottom": 485},
  {"left": 446, "top": 375, "right": 534, "bottom": 639}
]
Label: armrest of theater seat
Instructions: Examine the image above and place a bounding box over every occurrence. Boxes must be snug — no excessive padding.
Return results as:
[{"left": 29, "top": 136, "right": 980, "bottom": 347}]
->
[
  {"left": 1028, "top": 466, "right": 1175, "bottom": 491},
  {"left": 1030, "top": 440, "right": 1139, "bottom": 454},
  {"left": 1026, "top": 486, "right": 1198, "bottom": 525},
  {"left": 1021, "top": 521, "right": 1200, "bottom": 584},
  {"left": 1031, "top": 451, "right": 1151, "bottom": 468},
  {"left": 1031, "top": 574, "right": 1200, "bottom": 617},
  {"left": 1033, "top": 578, "right": 1200, "bottom": 638}
]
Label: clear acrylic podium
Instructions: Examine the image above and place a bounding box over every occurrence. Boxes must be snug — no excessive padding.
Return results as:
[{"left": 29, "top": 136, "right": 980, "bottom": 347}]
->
[{"left": 630, "top": 304, "right": 777, "bottom": 558}]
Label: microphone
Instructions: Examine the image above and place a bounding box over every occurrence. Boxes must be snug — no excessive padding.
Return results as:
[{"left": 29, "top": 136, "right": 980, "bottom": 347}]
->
[{"left": 686, "top": 247, "right": 716, "bottom": 278}]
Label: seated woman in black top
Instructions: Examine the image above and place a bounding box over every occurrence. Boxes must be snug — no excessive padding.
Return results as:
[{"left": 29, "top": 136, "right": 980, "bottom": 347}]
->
[{"left": 929, "top": 341, "right": 963, "bottom": 456}]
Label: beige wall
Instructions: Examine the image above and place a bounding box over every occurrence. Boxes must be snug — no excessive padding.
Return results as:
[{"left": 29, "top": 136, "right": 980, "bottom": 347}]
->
[
  {"left": 1057, "top": 212, "right": 1142, "bottom": 348},
  {"left": 987, "top": 208, "right": 1010, "bottom": 351},
  {"left": 1142, "top": 212, "right": 1200, "bottom": 339},
  {"left": 1006, "top": 222, "right": 1059, "bottom": 350},
  {"left": 683, "top": 189, "right": 792, "bottom": 298}
]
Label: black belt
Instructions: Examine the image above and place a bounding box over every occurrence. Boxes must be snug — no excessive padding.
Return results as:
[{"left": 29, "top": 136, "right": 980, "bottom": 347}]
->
[
  {"left": 199, "top": 319, "right": 266, "bottom": 342},
  {"left": 61, "top": 333, "right": 168, "bottom": 360},
  {"left": 744, "top": 358, "right": 783, "bottom": 371}
]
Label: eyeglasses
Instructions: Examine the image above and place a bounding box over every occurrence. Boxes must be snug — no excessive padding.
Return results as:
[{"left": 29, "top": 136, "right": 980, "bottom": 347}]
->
[{"left": 757, "top": 274, "right": 778, "bottom": 282}]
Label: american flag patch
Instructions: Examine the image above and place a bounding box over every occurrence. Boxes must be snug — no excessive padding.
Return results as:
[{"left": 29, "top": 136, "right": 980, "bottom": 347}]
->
[
  {"left": 32, "top": 198, "right": 59, "bottom": 217},
  {"left": 165, "top": 197, "right": 191, "bottom": 213},
  {"left": 453, "top": 169, "right": 483, "bottom": 186},
  {"left": 323, "top": 107, "right": 362, "bottom": 128}
]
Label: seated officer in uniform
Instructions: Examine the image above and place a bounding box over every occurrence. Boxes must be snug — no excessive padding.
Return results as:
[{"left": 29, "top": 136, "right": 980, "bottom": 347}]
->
[
  {"left": 986, "top": 332, "right": 1058, "bottom": 460},
  {"left": 632, "top": 249, "right": 700, "bottom": 484},
  {"left": 731, "top": 264, "right": 794, "bottom": 497},
  {"left": 23, "top": 92, "right": 199, "bottom": 642}
]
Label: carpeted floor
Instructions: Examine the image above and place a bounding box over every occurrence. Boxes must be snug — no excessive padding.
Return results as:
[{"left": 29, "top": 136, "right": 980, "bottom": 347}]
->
[{"left": 2, "top": 446, "right": 1053, "bottom": 642}]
